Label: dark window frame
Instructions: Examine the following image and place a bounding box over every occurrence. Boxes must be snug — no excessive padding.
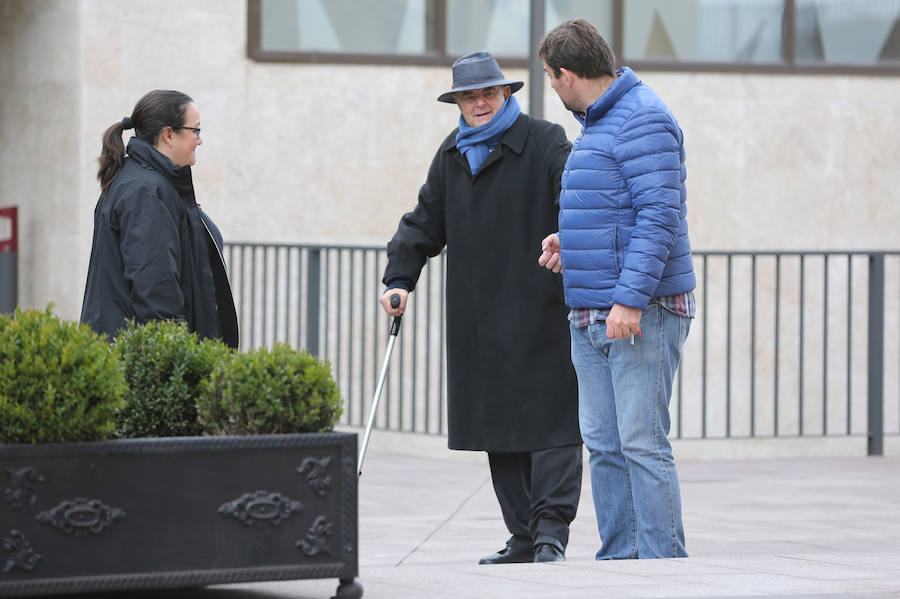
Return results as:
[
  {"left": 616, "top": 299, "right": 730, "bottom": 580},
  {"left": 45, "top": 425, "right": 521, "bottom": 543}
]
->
[{"left": 247, "top": 0, "right": 900, "bottom": 75}]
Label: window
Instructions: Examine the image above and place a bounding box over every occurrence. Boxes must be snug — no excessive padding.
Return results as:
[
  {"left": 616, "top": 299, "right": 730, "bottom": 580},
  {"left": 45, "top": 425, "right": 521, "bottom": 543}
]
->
[
  {"left": 445, "top": 0, "right": 615, "bottom": 59},
  {"left": 248, "top": 0, "right": 900, "bottom": 74},
  {"left": 258, "top": 0, "right": 432, "bottom": 56},
  {"left": 795, "top": 0, "right": 900, "bottom": 65},
  {"left": 248, "top": 0, "right": 615, "bottom": 66},
  {"left": 623, "top": 0, "right": 785, "bottom": 63}
]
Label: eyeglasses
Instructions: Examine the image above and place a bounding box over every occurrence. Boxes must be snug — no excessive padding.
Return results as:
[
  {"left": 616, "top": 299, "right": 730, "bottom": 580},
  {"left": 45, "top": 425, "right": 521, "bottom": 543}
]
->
[{"left": 177, "top": 126, "right": 201, "bottom": 138}]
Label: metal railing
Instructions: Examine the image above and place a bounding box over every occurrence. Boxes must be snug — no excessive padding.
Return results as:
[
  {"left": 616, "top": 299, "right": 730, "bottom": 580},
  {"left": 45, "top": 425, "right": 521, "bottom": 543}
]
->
[{"left": 224, "top": 244, "right": 900, "bottom": 455}]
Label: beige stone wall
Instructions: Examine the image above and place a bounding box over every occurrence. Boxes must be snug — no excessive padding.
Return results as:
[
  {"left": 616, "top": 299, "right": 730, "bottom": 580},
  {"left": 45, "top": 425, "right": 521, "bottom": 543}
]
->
[
  {"left": 2, "top": 0, "right": 899, "bottom": 324},
  {"left": 0, "top": 0, "right": 84, "bottom": 317}
]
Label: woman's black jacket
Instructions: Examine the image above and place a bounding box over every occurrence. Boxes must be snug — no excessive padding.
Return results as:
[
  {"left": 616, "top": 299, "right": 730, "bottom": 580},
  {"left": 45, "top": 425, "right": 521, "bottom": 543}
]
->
[{"left": 81, "top": 138, "right": 238, "bottom": 347}]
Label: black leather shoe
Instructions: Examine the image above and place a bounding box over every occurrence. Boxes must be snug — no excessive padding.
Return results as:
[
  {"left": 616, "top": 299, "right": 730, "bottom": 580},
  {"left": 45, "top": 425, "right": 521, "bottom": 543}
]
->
[
  {"left": 478, "top": 546, "right": 534, "bottom": 565},
  {"left": 534, "top": 543, "right": 566, "bottom": 563}
]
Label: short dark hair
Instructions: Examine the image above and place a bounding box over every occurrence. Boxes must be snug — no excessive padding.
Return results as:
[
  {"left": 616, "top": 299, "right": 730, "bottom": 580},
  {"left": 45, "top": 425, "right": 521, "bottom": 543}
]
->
[{"left": 539, "top": 18, "right": 616, "bottom": 79}]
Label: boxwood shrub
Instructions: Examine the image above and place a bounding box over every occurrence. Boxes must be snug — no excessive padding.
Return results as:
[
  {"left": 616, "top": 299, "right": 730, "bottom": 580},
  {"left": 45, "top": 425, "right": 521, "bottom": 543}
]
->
[
  {"left": 0, "top": 307, "right": 126, "bottom": 443},
  {"left": 198, "top": 342, "right": 342, "bottom": 435},
  {"left": 114, "top": 320, "right": 233, "bottom": 438}
]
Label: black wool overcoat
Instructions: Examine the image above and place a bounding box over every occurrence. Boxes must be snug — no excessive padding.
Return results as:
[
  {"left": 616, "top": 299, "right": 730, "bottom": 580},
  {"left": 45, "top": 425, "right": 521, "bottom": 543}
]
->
[{"left": 383, "top": 113, "right": 581, "bottom": 452}]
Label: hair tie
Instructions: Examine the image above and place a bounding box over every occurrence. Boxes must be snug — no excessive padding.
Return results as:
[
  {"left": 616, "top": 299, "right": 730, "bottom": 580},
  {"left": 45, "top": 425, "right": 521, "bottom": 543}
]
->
[{"left": 121, "top": 116, "right": 134, "bottom": 130}]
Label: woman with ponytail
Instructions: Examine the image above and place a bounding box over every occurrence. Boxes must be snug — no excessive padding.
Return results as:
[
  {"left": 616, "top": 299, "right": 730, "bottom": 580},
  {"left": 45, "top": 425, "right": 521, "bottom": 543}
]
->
[{"left": 81, "top": 90, "right": 238, "bottom": 348}]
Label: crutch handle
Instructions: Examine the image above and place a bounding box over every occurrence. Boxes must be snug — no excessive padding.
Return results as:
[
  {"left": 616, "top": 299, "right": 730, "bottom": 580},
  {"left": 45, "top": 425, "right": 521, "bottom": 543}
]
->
[{"left": 390, "top": 315, "right": 402, "bottom": 335}]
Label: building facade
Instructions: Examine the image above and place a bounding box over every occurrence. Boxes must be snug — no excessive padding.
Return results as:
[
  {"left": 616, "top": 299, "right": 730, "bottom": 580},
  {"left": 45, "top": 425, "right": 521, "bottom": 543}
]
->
[{"left": 1, "top": 0, "right": 898, "bottom": 321}]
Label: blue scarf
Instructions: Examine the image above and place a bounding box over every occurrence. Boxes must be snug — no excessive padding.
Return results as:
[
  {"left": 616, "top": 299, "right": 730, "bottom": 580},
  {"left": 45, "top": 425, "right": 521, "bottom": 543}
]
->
[{"left": 455, "top": 95, "right": 521, "bottom": 175}]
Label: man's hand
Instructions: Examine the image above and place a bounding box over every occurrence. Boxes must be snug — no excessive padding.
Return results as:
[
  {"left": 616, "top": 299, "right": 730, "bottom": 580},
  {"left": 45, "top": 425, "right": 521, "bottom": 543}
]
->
[
  {"left": 380, "top": 288, "right": 408, "bottom": 316},
  {"left": 606, "top": 303, "right": 642, "bottom": 340},
  {"left": 538, "top": 233, "right": 562, "bottom": 273}
]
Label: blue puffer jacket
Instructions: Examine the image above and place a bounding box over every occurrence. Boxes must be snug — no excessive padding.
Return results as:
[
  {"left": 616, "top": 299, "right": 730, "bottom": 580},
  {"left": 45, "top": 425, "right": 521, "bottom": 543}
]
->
[{"left": 559, "top": 67, "right": 695, "bottom": 310}]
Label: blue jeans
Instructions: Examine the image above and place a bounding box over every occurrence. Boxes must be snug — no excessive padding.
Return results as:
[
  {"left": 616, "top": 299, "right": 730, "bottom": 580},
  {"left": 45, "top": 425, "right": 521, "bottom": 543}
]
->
[{"left": 570, "top": 304, "right": 689, "bottom": 559}]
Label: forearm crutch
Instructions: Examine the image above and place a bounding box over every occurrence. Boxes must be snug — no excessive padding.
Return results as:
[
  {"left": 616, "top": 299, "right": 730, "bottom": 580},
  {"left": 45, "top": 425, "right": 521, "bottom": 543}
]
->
[{"left": 357, "top": 294, "right": 402, "bottom": 478}]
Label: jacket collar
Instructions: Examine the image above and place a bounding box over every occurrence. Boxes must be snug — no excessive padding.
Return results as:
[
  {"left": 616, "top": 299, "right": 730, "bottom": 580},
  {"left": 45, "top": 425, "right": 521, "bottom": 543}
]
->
[
  {"left": 126, "top": 137, "right": 195, "bottom": 200},
  {"left": 575, "top": 67, "right": 640, "bottom": 126},
  {"left": 498, "top": 112, "right": 528, "bottom": 155},
  {"left": 448, "top": 113, "right": 528, "bottom": 176}
]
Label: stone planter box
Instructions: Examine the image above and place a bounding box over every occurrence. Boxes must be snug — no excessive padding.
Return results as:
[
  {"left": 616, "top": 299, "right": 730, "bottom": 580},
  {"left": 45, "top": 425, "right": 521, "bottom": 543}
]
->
[{"left": 0, "top": 432, "right": 361, "bottom": 598}]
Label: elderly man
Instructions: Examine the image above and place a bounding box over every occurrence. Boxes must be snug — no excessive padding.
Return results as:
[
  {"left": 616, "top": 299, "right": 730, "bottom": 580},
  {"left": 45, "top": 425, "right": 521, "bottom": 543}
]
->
[
  {"left": 380, "top": 51, "right": 581, "bottom": 564},
  {"left": 539, "top": 19, "right": 696, "bottom": 559}
]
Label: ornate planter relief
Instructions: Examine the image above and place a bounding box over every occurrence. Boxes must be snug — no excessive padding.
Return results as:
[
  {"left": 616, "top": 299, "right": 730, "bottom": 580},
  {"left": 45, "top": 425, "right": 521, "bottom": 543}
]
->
[
  {"left": 219, "top": 491, "right": 303, "bottom": 527},
  {"left": 4, "top": 468, "right": 44, "bottom": 510},
  {"left": 2, "top": 530, "right": 42, "bottom": 574},
  {"left": 36, "top": 498, "right": 125, "bottom": 537},
  {"left": 297, "top": 457, "right": 332, "bottom": 496},
  {"left": 299, "top": 515, "right": 333, "bottom": 557}
]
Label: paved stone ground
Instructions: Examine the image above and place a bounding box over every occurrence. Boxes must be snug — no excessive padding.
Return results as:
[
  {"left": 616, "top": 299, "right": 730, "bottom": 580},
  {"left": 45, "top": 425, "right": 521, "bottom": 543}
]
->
[{"left": 45, "top": 450, "right": 900, "bottom": 599}]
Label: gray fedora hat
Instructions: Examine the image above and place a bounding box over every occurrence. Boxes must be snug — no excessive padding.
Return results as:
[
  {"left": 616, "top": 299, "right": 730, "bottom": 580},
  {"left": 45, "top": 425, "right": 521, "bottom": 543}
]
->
[{"left": 437, "top": 51, "right": 524, "bottom": 103}]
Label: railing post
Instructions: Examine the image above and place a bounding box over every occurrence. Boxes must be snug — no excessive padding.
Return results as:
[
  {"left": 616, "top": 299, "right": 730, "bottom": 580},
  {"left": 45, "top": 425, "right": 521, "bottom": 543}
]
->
[
  {"left": 306, "top": 248, "right": 321, "bottom": 356},
  {"left": 867, "top": 253, "right": 884, "bottom": 456}
]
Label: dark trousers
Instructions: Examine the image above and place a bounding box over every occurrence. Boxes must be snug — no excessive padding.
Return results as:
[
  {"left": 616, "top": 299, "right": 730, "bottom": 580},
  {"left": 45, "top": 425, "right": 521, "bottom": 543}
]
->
[{"left": 487, "top": 444, "right": 582, "bottom": 553}]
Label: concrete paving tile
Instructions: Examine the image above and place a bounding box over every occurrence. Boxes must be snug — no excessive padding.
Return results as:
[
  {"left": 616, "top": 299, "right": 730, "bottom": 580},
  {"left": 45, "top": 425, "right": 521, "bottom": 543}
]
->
[
  {"left": 851, "top": 577, "right": 900, "bottom": 595},
  {"left": 786, "top": 553, "right": 900, "bottom": 572},
  {"left": 457, "top": 562, "right": 651, "bottom": 588},
  {"left": 686, "top": 539, "right": 843, "bottom": 558},
  {"left": 689, "top": 555, "right": 898, "bottom": 581},
  {"left": 362, "top": 563, "right": 740, "bottom": 599},
  {"left": 563, "top": 556, "right": 748, "bottom": 577},
  {"left": 661, "top": 571, "right": 883, "bottom": 595},
  {"left": 360, "top": 566, "right": 605, "bottom": 599},
  {"left": 666, "top": 594, "right": 895, "bottom": 599}
]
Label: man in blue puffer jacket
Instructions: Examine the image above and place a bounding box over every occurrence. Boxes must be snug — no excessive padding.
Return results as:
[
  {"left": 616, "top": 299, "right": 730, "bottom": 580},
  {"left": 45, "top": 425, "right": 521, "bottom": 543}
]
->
[{"left": 538, "top": 18, "right": 696, "bottom": 560}]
